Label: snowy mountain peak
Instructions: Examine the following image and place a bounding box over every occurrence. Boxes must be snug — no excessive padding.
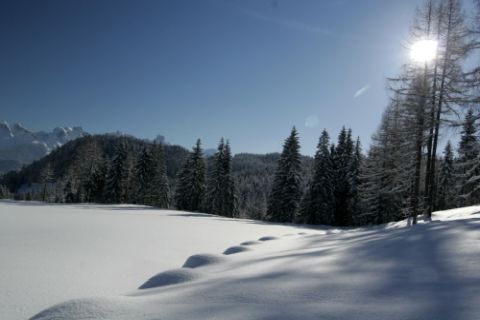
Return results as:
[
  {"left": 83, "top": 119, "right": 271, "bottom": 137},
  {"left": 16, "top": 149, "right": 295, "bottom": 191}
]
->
[
  {"left": 0, "top": 121, "right": 13, "bottom": 139},
  {"left": 53, "top": 126, "right": 68, "bottom": 136},
  {"left": 0, "top": 121, "right": 87, "bottom": 173},
  {"left": 11, "top": 122, "right": 31, "bottom": 135}
]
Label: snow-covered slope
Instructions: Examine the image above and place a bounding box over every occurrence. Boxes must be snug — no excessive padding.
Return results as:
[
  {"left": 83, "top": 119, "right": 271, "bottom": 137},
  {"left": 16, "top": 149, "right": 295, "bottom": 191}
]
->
[
  {"left": 1, "top": 202, "right": 479, "bottom": 320},
  {"left": 0, "top": 122, "right": 85, "bottom": 173},
  {"left": 0, "top": 201, "right": 307, "bottom": 320}
]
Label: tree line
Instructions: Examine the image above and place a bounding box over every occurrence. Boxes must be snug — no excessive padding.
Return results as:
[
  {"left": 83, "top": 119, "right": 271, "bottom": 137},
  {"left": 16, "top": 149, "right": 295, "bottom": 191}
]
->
[
  {"left": 0, "top": 135, "right": 238, "bottom": 218},
  {"left": 1, "top": 113, "right": 478, "bottom": 226}
]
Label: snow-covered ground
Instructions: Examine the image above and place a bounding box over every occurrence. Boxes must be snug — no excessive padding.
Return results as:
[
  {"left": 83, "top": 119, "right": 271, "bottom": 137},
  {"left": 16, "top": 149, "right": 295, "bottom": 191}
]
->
[
  {"left": 0, "top": 201, "right": 308, "bottom": 320},
  {"left": 1, "top": 201, "right": 479, "bottom": 320}
]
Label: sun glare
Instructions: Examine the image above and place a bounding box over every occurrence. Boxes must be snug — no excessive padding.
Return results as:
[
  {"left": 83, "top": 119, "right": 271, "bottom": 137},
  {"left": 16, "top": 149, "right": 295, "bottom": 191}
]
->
[{"left": 410, "top": 39, "right": 438, "bottom": 63}]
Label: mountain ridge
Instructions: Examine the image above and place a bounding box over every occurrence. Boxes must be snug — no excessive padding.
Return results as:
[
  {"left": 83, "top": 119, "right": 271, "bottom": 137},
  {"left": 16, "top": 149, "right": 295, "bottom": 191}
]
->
[{"left": 0, "top": 121, "right": 86, "bottom": 173}]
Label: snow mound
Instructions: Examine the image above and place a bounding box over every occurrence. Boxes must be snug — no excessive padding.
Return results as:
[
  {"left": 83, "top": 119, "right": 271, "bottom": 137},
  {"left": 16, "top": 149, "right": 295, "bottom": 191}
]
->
[
  {"left": 433, "top": 205, "right": 480, "bottom": 221},
  {"left": 240, "top": 240, "right": 262, "bottom": 246},
  {"left": 258, "top": 236, "right": 278, "bottom": 241},
  {"left": 223, "top": 245, "right": 250, "bottom": 255},
  {"left": 29, "top": 298, "right": 130, "bottom": 320},
  {"left": 138, "top": 269, "right": 200, "bottom": 289},
  {"left": 182, "top": 254, "right": 225, "bottom": 268}
]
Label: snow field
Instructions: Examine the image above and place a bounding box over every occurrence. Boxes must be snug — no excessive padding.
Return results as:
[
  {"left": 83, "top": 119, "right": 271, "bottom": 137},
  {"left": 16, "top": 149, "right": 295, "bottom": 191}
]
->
[
  {"left": 0, "top": 201, "right": 307, "bottom": 320},
  {"left": 1, "top": 201, "right": 479, "bottom": 320}
]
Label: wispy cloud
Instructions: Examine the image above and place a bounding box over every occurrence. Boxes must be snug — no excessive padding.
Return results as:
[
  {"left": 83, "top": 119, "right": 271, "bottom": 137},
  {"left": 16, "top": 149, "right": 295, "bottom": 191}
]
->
[
  {"left": 217, "top": 0, "right": 333, "bottom": 37},
  {"left": 241, "top": 9, "right": 333, "bottom": 36},
  {"left": 353, "top": 84, "right": 371, "bottom": 98}
]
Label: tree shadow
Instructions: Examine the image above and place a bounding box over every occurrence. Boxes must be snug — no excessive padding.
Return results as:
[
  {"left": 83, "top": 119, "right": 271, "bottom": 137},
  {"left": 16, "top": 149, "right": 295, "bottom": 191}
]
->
[{"left": 155, "top": 216, "right": 480, "bottom": 319}]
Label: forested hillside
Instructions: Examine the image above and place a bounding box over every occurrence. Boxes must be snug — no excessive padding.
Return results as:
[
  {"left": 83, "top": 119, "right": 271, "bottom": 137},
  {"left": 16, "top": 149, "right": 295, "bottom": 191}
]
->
[{"left": 0, "top": 134, "right": 299, "bottom": 219}]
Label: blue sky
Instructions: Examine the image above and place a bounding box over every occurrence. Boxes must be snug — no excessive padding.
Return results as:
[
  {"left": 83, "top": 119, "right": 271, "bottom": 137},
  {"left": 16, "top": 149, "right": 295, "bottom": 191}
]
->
[{"left": 0, "top": 0, "right": 438, "bottom": 154}]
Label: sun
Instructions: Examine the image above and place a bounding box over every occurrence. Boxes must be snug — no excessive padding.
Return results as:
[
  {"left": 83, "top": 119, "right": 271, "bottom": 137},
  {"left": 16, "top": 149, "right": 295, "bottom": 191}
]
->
[{"left": 410, "top": 39, "right": 438, "bottom": 63}]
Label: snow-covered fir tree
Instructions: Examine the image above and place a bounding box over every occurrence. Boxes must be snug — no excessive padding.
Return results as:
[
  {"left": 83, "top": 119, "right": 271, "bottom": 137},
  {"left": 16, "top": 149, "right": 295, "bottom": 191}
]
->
[
  {"left": 82, "top": 142, "right": 106, "bottom": 203},
  {"left": 134, "top": 146, "right": 156, "bottom": 205},
  {"left": 456, "top": 109, "right": 480, "bottom": 205},
  {"left": 63, "top": 179, "right": 76, "bottom": 203},
  {"left": 84, "top": 160, "right": 106, "bottom": 203},
  {"left": 174, "top": 139, "right": 206, "bottom": 212},
  {"left": 299, "top": 129, "right": 335, "bottom": 225},
  {"left": 222, "top": 141, "right": 236, "bottom": 216},
  {"left": 104, "top": 142, "right": 129, "bottom": 203},
  {"left": 40, "top": 162, "right": 54, "bottom": 202},
  {"left": 205, "top": 139, "right": 236, "bottom": 217},
  {"left": 267, "top": 127, "right": 302, "bottom": 223},
  {"left": 205, "top": 139, "right": 225, "bottom": 214},
  {"left": 151, "top": 142, "right": 170, "bottom": 208},
  {"left": 349, "top": 137, "right": 362, "bottom": 224},
  {"left": 332, "top": 127, "right": 356, "bottom": 226},
  {"left": 436, "top": 141, "right": 456, "bottom": 210},
  {"left": 0, "top": 184, "right": 10, "bottom": 199}
]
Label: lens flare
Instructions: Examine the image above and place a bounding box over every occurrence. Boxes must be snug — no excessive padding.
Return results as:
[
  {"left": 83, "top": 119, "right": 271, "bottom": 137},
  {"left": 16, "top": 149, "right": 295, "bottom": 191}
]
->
[{"left": 410, "top": 39, "right": 438, "bottom": 63}]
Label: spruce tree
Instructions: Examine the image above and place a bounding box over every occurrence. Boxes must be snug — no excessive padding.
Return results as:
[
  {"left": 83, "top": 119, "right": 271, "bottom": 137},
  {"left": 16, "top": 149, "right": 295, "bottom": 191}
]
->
[
  {"left": 222, "top": 141, "right": 236, "bottom": 216},
  {"left": 456, "top": 109, "right": 480, "bottom": 205},
  {"left": 205, "top": 139, "right": 235, "bottom": 217},
  {"left": 134, "top": 146, "right": 156, "bottom": 205},
  {"left": 267, "top": 127, "right": 302, "bottom": 223},
  {"left": 64, "top": 179, "right": 76, "bottom": 203},
  {"left": 437, "top": 141, "right": 456, "bottom": 210},
  {"left": 104, "top": 142, "right": 128, "bottom": 203},
  {"left": 205, "top": 139, "right": 225, "bottom": 214},
  {"left": 0, "top": 184, "right": 10, "bottom": 199},
  {"left": 40, "top": 162, "right": 54, "bottom": 202},
  {"left": 75, "top": 184, "right": 85, "bottom": 203},
  {"left": 151, "top": 142, "right": 170, "bottom": 208},
  {"left": 174, "top": 139, "right": 206, "bottom": 212},
  {"left": 84, "top": 160, "right": 106, "bottom": 203},
  {"left": 350, "top": 137, "right": 362, "bottom": 224},
  {"left": 76, "top": 140, "right": 105, "bottom": 203},
  {"left": 299, "top": 129, "right": 334, "bottom": 224},
  {"left": 332, "top": 127, "right": 355, "bottom": 226}
]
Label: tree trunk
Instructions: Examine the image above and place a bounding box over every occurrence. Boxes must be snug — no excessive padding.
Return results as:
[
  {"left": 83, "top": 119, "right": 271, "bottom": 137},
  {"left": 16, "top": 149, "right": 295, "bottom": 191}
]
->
[{"left": 426, "top": 0, "right": 453, "bottom": 220}]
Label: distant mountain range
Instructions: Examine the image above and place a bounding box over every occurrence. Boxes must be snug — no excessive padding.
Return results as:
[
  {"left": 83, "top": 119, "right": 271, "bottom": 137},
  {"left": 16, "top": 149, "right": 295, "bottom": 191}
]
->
[
  {"left": 0, "top": 121, "right": 223, "bottom": 175},
  {"left": 0, "top": 121, "right": 86, "bottom": 174}
]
